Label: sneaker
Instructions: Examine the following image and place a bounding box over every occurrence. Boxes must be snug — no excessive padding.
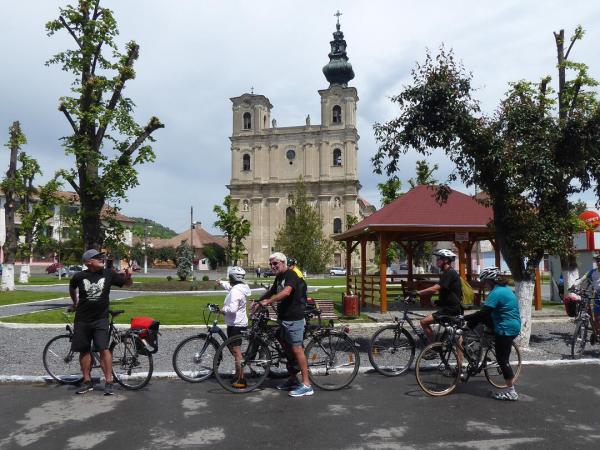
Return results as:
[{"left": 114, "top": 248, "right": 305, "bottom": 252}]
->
[
  {"left": 231, "top": 378, "right": 247, "bottom": 389},
  {"left": 103, "top": 383, "right": 114, "bottom": 396},
  {"left": 289, "top": 384, "right": 314, "bottom": 397},
  {"left": 75, "top": 381, "right": 94, "bottom": 395},
  {"left": 492, "top": 389, "right": 519, "bottom": 401},
  {"left": 276, "top": 378, "right": 300, "bottom": 391}
]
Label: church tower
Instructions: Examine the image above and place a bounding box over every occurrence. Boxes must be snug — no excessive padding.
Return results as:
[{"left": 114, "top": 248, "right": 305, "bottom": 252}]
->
[{"left": 228, "top": 14, "right": 374, "bottom": 268}]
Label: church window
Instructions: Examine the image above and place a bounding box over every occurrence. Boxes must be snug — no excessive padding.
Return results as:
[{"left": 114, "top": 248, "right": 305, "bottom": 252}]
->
[
  {"left": 286, "top": 149, "right": 296, "bottom": 162},
  {"left": 333, "top": 218, "right": 342, "bottom": 234},
  {"left": 332, "top": 105, "right": 342, "bottom": 124},
  {"left": 286, "top": 207, "right": 296, "bottom": 224},
  {"left": 242, "top": 153, "right": 251, "bottom": 171},
  {"left": 243, "top": 112, "right": 252, "bottom": 130},
  {"left": 333, "top": 148, "right": 342, "bottom": 166}
]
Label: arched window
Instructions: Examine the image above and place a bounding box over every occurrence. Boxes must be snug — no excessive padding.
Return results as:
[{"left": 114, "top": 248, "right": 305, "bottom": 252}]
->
[
  {"left": 242, "top": 153, "right": 251, "bottom": 171},
  {"left": 243, "top": 112, "right": 252, "bottom": 130},
  {"left": 332, "top": 105, "right": 342, "bottom": 124},
  {"left": 333, "top": 148, "right": 342, "bottom": 166},
  {"left": 333, "top": 218, "right": 342, "bottom": 234},
  {"left": 286, "top": 207, "right": 296, "bottom": 224}
]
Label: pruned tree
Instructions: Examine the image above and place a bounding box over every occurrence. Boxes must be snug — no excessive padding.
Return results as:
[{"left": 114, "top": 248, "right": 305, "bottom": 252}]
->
[
  {"left": 46, "top": 0, "right": 164, "bottom": 250},
  {"left": 213, "top": 196, "right": 251, "bottom": 266},
  {"left": 274, "top": 181, "right": 335, "bottom": 273},
  {"left": 372, "top": 32, "right": 600, "bottom": 345},
  {"left": 1, "top": 122, "right": 24, "bottom": 291}
]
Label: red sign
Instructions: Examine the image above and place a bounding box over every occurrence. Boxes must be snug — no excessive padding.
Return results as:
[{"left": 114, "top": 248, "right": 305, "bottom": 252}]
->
[{"left": 579, "top": 210, "right": 600, "bottom": 229}]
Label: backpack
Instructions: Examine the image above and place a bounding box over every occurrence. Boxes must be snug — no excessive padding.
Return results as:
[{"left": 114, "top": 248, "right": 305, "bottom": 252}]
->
[{"left": 460, "top": 278, "right": 475, "bottom": 307}]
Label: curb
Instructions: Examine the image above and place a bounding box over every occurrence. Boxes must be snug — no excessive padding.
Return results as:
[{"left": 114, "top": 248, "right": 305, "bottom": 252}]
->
[{"left": 2, "top": 359, "right": 599, "bottom": 384}]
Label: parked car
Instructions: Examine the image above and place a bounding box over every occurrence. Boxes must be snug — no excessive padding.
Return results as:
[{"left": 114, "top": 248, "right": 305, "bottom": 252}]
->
[
  {"left": 45, "top": 263, "right": 65, "bottom": 274},
  {"left": 399, "top": 262, "right": 409, "bottom": 270},
  {"left": 56, "top": 265, "right": 83, "bottom": 277},
  {"left": 262, "top": 268, "right": 276, "bottom": 277},
  {"left": 329, "top": 267, "right": 347, "bottom": 276}
]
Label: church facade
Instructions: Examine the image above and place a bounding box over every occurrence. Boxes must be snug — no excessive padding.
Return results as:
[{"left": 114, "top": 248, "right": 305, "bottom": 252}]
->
[{"left": 228, "top": 18, "right": 374, "bottom": 269}]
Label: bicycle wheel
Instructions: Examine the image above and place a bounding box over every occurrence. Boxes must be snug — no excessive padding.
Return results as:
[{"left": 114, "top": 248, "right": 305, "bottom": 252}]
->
[
  {"left": 484, "top": 342, "right": 522, "bottom": 388},
  {"left": 571, "top": 321, "right": 589, "bottom": 359},
  {"left": 415, "top": 342, "right": 460, "bottom": 396},
  {"left": 111, "top": 333, "right": 154, "bottom": 390},
  {"left": 213, "top": 334, "right": 270, "bottom": 393},
  {"left": 305, "top": 332, "right": 360, "bottom": 390},
  {"left": 42, "top": 334, "right": 84, "bottom": 385},
  {"left": 368, "top": 325, "right": 415, "bottom": 376},
  {"left": 172, "top": 334, "right": 218, "bottom": 383}
]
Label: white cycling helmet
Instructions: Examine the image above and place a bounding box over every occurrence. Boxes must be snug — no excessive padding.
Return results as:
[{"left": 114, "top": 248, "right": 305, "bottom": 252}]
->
[
  {"left": 478, "top": 266, "right": 501, "bottom": 282},
  {"left": 228, "top": 266, "right": 246, "bottom": 283},
  {"left": 432, "top": 249, "right": 457, "bottom": 261}
]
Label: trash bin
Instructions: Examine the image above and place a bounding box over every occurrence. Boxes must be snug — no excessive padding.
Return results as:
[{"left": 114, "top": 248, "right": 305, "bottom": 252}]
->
[{"left": 342, "top": 294, "right": 360, "bottom": 318}]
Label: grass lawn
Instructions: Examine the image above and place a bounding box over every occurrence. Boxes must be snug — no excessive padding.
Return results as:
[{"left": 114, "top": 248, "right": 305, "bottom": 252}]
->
[
  {"left": 0, "top": 290, "right": 67, "bottom": 307},
  {"left": 17, "top": 276, "right": 69, "bottom": 285}
]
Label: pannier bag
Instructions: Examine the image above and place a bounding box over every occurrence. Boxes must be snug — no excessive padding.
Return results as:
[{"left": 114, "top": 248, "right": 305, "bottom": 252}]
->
[
  {"left": 130, "top": 316, "right": 160, "bottom": 354},
  {"left": 563, "top": 293, "right": 580, "bottom": 318},
  {"left": 305, "top": 297, "right": 319, "bottom": 317}
]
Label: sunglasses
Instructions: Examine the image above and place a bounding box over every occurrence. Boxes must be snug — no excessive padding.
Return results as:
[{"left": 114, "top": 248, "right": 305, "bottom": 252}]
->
[{"left": 270, "top": 261, "right": 282, "bottom": 267}]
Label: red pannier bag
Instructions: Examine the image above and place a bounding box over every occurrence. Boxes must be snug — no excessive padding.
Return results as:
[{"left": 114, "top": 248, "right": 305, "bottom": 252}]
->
[
  {"left": 563, "top": 294, "right": 579, "bottom": 318},
  {"left": 130, "top": 316, "right": 160, "bottom": 354}
]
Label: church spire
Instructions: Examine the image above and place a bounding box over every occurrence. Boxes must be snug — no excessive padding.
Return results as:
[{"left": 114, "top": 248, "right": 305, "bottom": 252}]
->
[{"left": 322, "top": 10, "right": 355, "bottom": 88}]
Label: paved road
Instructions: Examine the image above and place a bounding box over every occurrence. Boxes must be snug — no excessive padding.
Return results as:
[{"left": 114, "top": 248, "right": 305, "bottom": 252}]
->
[{"left": 0, "top": 365, "right": 599, "bottom": 449}]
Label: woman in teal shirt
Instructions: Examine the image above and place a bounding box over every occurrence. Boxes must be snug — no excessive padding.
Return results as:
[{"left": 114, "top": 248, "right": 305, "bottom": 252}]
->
[{"left": 466, "top": 267, "right": 521, "bottom": 401}]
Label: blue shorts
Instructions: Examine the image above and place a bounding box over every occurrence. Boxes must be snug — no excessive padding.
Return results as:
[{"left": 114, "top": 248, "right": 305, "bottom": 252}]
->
[{"left": 278, "top": 319, "right": 305, "bottom": 346}]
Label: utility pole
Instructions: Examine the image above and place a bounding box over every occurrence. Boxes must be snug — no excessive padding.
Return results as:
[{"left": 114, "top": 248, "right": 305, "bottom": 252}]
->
[{"left": 143, "top": 218, "right": 149, "bottom": 274}]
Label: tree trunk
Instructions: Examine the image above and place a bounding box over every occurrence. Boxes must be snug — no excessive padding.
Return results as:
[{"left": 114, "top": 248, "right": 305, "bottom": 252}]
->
[
  {"left": 1, "top": 265, "right": 15, "bottom": 291},
  {"left": 80, "top": 194, "right": 104, "bottom": 250},
  {"left": 560, "top": 253, "right": 579, "bottom": 295},
  {"left": 19, "top": 263, "right": 30, "bottom": 284},
  {"left": 1, "top": 121, "right": 20, "bottom": 291},
  {"left": 514, "top": 280, "right": 535, "bottom": 348}
]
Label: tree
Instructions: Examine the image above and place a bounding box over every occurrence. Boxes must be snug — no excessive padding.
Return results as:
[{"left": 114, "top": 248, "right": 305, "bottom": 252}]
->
[
  {"left": 155, "top": 246, "right": 177, "bottom": 265},
  {"left": 176, "top": 241, "right": 193, "bottom": 281},
  {"left": 1, "top": 122, "right": 24, "bottom": 291},
  {"left": 213, "top": 196, "right": 251, "bottom": 265},
  {"left": 46, "top": 0, "right": 164, "bottom": 250},
  {"left": 409, "top": 160, "right": 438, "bottom": 188},
  {"left": 274, "top": 181, "right": 335, "bottom": 273},
  {"left": 203, "top": 244, "right": 226, "bottom": 270},
  {"left": 129, "top": 217, "right": 177, "bottom": 239},
  {"left": 372, "top": 37, "right": 600, "bottom": 345},
  {"left": 375, "top": 177, "right": 404, "bottom": 265}
]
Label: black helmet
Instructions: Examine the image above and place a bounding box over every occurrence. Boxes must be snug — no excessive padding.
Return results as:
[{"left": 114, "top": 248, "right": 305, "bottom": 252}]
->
[{"left": 287, "top": 257, "right": 297, "bottom": 266}]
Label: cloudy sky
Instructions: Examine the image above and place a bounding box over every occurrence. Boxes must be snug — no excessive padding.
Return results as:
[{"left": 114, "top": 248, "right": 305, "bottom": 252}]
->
[{"left": 1, "top": 0, "right": 599, "bottom": 234}]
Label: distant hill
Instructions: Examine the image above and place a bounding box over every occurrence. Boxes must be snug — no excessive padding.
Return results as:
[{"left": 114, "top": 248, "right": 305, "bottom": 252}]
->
[{"left": 129, "top": 217, "right": 178, "bottom": 239}]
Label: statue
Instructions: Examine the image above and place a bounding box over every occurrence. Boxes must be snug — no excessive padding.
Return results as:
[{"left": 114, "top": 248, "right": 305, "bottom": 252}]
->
[
  {"left": 242, "top": 200, "right": 249, "bottom": 212},
  {"left": 272, "top": 118, "right": 277, "bottom": 128},
  {"left": 334, "top": 197, "right": 341, "bottom": 208},
  {"left": 305, "top": 114, "right": 311, "bottom": 126}
]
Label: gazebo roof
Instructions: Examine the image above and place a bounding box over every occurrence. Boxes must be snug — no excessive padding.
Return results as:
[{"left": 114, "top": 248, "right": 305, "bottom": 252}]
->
[{"left": 335, "top": 185, "right": 494, "bottom": 242}]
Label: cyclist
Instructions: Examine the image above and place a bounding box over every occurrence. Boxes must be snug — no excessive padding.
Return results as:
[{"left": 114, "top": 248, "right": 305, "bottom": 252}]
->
[
  {"left": 69, "top": 249, "right": 132, "bottom": 395},
  {"left": 258, "top": 252, "right": 313, "bottom": 397},
  {"left": 216, "top": 266, "right": 251, "bottom": 389},
  {"left": 415, "top": 249, "right": 463, "bottom": 343},
  {"left": 287, "top": 257, "right": 304, "bottom": 279},
  {"left": 571, "top": 253, "right": 600, "bottom": 336},
  {"left": 465, "top": 267, "right": 521, "bottom": 401}
]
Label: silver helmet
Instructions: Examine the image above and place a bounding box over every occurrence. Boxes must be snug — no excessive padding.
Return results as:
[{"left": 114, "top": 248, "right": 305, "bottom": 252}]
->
[
  {"left": 228, "top": 266, "right": 246, "bottom": 283},
  {"left": 478, "top": 266, "right": 501, "bottom": 282},
  {"left": 432, "top": 249, "right": 457, "bottom": 261}
]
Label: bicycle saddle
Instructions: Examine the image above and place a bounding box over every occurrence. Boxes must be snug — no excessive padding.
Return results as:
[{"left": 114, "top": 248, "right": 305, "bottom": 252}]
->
[{"left": 109, "top": 309, "right": 125, "bottom": 317}]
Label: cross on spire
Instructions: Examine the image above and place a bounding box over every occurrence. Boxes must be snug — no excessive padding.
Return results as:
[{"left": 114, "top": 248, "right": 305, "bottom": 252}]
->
[
  {"left": 334, "top": 10, "right": 342, "bottom": 25},
  {"left": 250, "top": 86, "right": 254, "bottom": 94}
]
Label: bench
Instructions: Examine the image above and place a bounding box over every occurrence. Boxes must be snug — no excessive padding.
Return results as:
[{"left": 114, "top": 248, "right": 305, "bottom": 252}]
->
[{"left": 264, "top": 299, "right": 339, "bottom": 321}]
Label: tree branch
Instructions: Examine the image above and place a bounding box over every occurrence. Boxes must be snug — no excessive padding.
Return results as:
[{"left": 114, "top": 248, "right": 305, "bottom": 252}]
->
[
  {"left": 117, "top": 117, "right": 165, "bottom": 165},
  {"left": 565, "top": 36, "right": 577, "bottom": 60},
  {"left": 568, "top": 80, "right": 582, "bottom": 117},
  {"left": 62, "top": 173, "right": 80, "bottom": 194},
  {"left": 95, "top": 43, "right": 140, "bottom": 150},
  {"left": 59, "top": 104, "right": 78, "bottom": 133},
  {"left": 59, "top": 16, "right": 83, "bottom": 49},
  {"left": 91, "top": 42, "right": 103, "bottom": 74}
]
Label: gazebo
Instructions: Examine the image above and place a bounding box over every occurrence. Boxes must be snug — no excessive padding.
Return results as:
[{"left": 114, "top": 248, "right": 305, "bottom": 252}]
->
[{"left": 334, "top": 185, "right": 543, "bottom": 312}]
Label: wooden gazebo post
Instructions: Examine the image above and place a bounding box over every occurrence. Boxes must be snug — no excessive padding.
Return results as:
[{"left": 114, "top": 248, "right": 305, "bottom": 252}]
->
[
  {"left": 360, "top": 238, "right": 367, "bottom": 307},
  {"left": 379, "top": 234, "right": 389, "bottom": 313},
  {"left": 345, "top": 240, "right": 352, "bottom": 294}
]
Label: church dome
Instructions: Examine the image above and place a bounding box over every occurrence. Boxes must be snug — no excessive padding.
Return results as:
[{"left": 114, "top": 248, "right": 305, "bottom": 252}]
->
[{"left": 322, "top": 17, "right": 355, "bottom": 87}]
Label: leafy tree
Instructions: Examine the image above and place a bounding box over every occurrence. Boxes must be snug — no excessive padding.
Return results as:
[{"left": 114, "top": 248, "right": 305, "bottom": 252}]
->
[
  {"left": 213, "top": 196, "right": 251, "bottom": 265},
  {"left": 176, "top": 241, "right": 193, "bottom": 281},
  {"left": 372, "top": 33, "right": 600, "bottom": 344},
  {"left": 129, "top": 217, "right": 177, "bottom": 239},
  {"left": 202, "top": 244, "right": 226, "bottom": 270},
  {"left": 46, "top": 0, "right": 164, "bottom": 250},
  {"left": 375, "top": 177, "right": 404, "bottom": 265},
  {"left": 274, "top": 181, "right": 335, "bottom": 273},
  {"left": 409, "top": 160, "right": 438, "bottom": 188},
  {"left": 155, "top": 246, "right": 177, "bottom": 265},
  {"left": 1, "top": 122, "right": 25, "bottom": 291}
]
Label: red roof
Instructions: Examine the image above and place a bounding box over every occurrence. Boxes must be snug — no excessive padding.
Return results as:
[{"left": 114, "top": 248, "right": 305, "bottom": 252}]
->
[{"left": 336, "top": 185, "right": 493, "bottom": 240}]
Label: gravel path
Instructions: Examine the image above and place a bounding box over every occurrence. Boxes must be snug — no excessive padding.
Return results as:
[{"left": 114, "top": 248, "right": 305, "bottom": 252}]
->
[{"left": 1, "top": 318, "right": 597, "bottom": 378}]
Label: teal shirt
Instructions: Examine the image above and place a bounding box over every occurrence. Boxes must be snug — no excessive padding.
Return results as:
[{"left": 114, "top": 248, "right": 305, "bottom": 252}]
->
[{"left": 484, "top": 285, "right": 521, "bottom": 336}]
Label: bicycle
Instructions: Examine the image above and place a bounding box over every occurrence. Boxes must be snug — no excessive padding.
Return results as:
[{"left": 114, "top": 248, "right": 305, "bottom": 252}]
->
[
  {"left": 42, "top": 309, "right": 154, "bottom": 390},
  {"left": 212, "top": 303, "right": 360, "bottom": 393},
  {"left": 415, "top": 316, "right": 522, "bottom": 396},
  {"left": 570, "top": 288, "right": 600, "bottom": 358},
  {"left": 368, "top": 296, "right": 445, "bottom": 376},
  {"left": 172, "top": 303, "right": 227, "bottom": 382}
]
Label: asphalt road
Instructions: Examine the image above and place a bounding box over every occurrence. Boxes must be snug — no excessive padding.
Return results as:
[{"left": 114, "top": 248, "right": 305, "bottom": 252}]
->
[{"left": 1, "top": 365, "right": 599, "bottom": 450}]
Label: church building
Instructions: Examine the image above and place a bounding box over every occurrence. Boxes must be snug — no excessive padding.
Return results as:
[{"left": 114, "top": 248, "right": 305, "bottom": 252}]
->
[{"left": 228, "top": 17, "right": 374, "bottom": 268}]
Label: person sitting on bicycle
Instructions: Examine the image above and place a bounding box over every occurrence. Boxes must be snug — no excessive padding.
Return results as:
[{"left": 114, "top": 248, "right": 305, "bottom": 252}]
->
[
  {"left": 257, "top": 252, "right": 313, "bottom": 397},
  {"left": 571, "top": 253, "right": 600, "bottom": 335},
  {"left": 287, "top": 257, "right": 304, "bottom": 280},
  {"left": 69, "top": 249, "right": 132, "bottom": 396},
  {"left": 416, "top": 249, "right": 463, "bottom": 343},
  {"left": 465, "top": 267, "right": 521, "bottom": 401},
  {"left": 216, "top": 266, "right": 252, "bottom": 389}
]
